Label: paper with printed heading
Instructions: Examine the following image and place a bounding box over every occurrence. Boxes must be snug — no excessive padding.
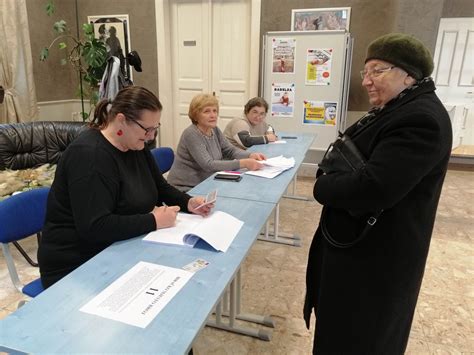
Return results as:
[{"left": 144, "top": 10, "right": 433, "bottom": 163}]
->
[{"left": 80, "top": 261, "right": 192, "bottom": 328}]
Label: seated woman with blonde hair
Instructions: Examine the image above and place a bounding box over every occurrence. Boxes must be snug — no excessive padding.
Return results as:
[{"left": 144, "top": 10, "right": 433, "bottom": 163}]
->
[{"left": 168, "top": 94, "right": 265, "bottom": 191}]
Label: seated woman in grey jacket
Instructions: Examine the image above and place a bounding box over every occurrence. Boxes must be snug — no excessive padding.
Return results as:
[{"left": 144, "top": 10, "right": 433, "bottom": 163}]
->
[
  {"left": 168, "top": 94, "right": 265, "bottom": 191},
  {"left": 224, "top": 97, "right": 277, "bottom": 149}
]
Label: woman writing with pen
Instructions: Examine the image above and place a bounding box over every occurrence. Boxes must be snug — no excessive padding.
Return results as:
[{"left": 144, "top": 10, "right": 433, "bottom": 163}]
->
[{"left": 38, "top": 86, "right": 212, "bottom": 289}]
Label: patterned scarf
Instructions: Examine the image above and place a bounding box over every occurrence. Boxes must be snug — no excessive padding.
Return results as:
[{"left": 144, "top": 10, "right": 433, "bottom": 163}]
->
[{"left": 355, "top": 77, "right": 433, "bottom": 130}]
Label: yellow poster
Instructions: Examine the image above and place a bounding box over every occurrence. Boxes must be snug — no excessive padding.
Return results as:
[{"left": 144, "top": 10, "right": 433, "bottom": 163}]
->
[{"left": 303, "top": 100, "right": 337, "bottom": 125}]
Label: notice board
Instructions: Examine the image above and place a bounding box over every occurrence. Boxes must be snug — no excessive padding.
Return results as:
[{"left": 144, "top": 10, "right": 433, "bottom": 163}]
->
[{"left": 262, "top": 30, "right": 353, "bottom": 151}]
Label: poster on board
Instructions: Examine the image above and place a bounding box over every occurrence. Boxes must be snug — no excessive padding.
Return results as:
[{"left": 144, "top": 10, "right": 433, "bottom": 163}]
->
[
  {"left": 271, "top": 83, "right": 295, "bottom": 117},
  {"left": 272, "top": 38, "right": 296, "bottom": 73},
  {"left": 303, "top": 100, "right": 337, "bottom": 125},
  {"left": 306, "top": 49, "right": 333, "bottom": 85}
]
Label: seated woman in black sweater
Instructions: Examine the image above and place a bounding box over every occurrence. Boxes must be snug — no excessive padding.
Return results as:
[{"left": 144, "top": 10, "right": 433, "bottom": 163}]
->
[{"left": 38, "top": 86, "right": 212, "bottom": 289}]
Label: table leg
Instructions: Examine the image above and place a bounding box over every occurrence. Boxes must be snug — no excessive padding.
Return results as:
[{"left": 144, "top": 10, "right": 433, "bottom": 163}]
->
[
  {"left": 258, "top": 203, "right": 301, "bottom": 247},
  {"left": 206, "top": 269, "right": 274, "bottom": 341},
  {"left": 283, "top": 175, "right": 310, "bottom": 201}
]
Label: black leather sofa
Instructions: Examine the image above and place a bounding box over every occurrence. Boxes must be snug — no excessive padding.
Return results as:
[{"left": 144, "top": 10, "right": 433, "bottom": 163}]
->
[
  {"left": 0, "top": 121, "right": 158, "bottom": 170},
  {"left": 0, "top": 121, "right": 87, "bottom": 170}
]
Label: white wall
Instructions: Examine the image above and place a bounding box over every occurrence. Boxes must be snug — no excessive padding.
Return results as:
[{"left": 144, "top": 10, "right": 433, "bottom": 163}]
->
[{"left": 37, "top": 100, "right": 91, "bottom": 122}]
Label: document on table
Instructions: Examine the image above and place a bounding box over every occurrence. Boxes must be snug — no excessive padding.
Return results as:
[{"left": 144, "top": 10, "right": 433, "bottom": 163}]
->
[
  {"left": 269, "top": 140, "right": 287, "bottom": 144},
  {"left": 143, "top": 211, "right": 243, "bottom": 252},
  {"left": 80, "top": 261, "right": 192, "bottom": 328},
  {"left": 246, "top": 155, "right": 295, "bottom": 178}
]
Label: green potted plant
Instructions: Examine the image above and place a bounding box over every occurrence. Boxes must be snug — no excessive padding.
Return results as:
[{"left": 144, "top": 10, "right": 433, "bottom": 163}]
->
[{"left": 40, "top": 0, "right": 107, "bottom": 121}]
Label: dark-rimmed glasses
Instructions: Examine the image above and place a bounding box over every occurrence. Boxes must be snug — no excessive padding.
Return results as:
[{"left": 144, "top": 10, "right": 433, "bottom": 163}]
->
[
  {"left": 128, "top": 118, "right": 161, "bottom": 134},
  {"left": 360, "top": 66, "right": 396, "bottom": 80}
]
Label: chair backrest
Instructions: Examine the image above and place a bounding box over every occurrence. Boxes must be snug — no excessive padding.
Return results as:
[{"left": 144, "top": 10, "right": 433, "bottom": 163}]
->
[
  {"left": 150, "top": 147, "right": 175, "bottom": 174},
  {"left": 0, "top": 187, "right": 50, "bottom": 244},
  {"left": 0, "top": 187, "right": 49, "bottom": 298}
]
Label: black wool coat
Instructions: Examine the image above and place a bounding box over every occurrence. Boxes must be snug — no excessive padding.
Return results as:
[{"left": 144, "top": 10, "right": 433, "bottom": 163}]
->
[{"left": 304, "top": 80, "right": 452, "bottom": 354}]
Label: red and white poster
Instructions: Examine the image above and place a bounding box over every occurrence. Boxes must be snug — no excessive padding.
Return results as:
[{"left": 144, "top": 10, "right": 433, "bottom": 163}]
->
[{"left": 305, "top": 48, "right": 333, "bottom": 85}]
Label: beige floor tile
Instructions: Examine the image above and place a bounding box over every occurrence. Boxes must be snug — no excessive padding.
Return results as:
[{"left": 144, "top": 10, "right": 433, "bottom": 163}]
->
[{"left": 405, "top": 336, "right": 432, "bottom": 354}]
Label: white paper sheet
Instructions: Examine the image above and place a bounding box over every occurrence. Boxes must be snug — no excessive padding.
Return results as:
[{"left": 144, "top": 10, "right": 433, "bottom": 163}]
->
[
  {"left": 245, "top": 165, "right": 288, "bottom": 178},
  {"left": 245, "top": 156, "right": 295, "bottom": 178},
  {"left": 143, "top": 211, "right": 243, "bottom": 252},
  {"left": 262, "top": 155, "right": 295, "bottom": 168},
  {"left": 145, "top": 214, "right": 202, "bottom": 247},
  {"left": 192, "top": 211, "right": 243, "bottom": 252},
  {"left": 80, "top": 261, "right": 192, "bottom": 328}
]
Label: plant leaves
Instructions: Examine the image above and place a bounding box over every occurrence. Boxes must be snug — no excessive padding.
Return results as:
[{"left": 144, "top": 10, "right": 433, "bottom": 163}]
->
[
  {"left": 82, "top": 39, "right": 107, "bottom": 68},
  {"left": 53, "top": 20, "right": 67, "bottom": 34},
  {"left": 82, "top": 23, "right": 94, "bottom": 35},
  {"left": 82, "top": 23, "right": 95, "bottom": 41},
  {"left": 40, "top": 47, "right": 49, "bottom": 61},
  {"left": 88, "top": 66, "right": 106, "bottom": 85},
  {"left": 58, "top": 42, "right": 67, "bottom": 50},
  {"left": 45, "top": 0, "right": 55, "bottom": 16},
  {"left": 81, "top": 112, "right": 89, "bottom": 121}
]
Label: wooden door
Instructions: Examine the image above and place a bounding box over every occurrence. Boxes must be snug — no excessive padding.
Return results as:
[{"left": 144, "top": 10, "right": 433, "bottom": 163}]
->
[{"left": 157, "top": 0, "right": 260, "bottom": 147}]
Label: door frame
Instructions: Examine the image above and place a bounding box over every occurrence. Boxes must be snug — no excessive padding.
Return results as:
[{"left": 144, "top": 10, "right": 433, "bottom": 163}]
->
[{"left": 155, "top": 0, "right": 261, "bottom": 148}]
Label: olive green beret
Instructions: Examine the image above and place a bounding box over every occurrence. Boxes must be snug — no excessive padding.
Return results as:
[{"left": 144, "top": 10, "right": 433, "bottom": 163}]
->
[{"left": 365, "top": 33, "right": 434, "bottom": 80}]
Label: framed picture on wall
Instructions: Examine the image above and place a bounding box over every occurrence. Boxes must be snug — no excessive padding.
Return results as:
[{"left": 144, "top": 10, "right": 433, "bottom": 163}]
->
[
  {"left": 88, "top": 14, "right": 132, "bottom": 80},
  {"left": 291, "top": 7, "right": 351, "bottom": 32}
]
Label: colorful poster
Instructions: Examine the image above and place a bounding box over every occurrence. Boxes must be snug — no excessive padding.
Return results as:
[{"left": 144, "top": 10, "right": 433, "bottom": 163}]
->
[
  {"left": 272, "top": 38, "right": 296, "bottom": 73},
  {"left": 271, "top": 83, "right": 295, "bottom": 117},
  {"left": 305, "top": 49, "right": 333, "bottom": 85},
  {"left": 303, "top": 100, "right": 337, "bottom": 125}
]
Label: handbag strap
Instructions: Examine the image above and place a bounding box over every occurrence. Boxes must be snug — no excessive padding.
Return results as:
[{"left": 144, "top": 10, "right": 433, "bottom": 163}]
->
[{"left": 321, "top": 207, "right": 383, "bottom": 248}]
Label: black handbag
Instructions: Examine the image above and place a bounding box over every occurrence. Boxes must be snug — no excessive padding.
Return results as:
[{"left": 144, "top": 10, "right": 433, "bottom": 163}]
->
[
  {"left": 318, "top": 132, "right": 366, "bottom": 175},
  {"left": 317, "top": 132, "right": 382, "bottom": 248}
]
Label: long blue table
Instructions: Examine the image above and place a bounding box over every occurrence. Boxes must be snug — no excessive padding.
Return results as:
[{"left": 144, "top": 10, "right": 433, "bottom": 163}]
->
[
  {"left": 191, "top": 133, "right": 314, "bottom": 247},
  {"left": 0, "top": 197, "right": 275, "bottom": 354},
  {"left": 190, "top": 133, "right": 314, "bottom": 204}
]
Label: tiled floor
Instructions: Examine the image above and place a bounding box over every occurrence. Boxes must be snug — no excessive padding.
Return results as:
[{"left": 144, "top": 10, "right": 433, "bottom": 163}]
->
[{"left": 1, "top": 168, "right": 473, "bottom": 354}]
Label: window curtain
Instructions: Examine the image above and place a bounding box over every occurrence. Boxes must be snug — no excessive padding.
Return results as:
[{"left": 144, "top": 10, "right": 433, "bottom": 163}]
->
[{"left": 0, "top": 0, "right": 38, "bottom": 123}]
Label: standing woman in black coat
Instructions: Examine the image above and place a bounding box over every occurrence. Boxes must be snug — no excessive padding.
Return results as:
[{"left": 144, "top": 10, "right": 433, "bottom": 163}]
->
[{"left": 304, "top": 33, "right": 452, "bottom": 354}]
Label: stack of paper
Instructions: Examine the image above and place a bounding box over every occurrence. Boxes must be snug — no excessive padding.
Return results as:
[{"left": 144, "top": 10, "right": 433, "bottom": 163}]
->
[
  {"left": 143, "top": 211, "right": 243, "bottom": 252},
  {"left": 245, "top": 155, "right": 295, "bottom": 179}
]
